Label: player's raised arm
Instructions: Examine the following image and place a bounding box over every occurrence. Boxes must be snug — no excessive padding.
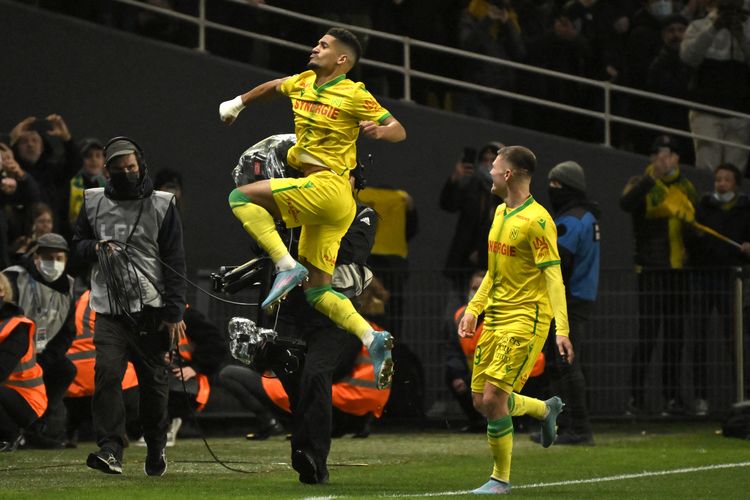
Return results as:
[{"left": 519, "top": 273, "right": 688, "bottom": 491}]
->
[
  {"left": 219, "top": 77, "right": 289, "bottom": 125},
  {"left": 359, "top": 116, "right": 406, "bottom": 142}
]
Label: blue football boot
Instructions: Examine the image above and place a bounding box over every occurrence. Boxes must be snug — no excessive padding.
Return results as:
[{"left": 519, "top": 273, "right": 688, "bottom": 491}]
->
[
  {"left": 472, "top": 478, "right": 511, "bottom": 494},
  {"left": 261, "top": 262, "right": 308, "bottom": 310},
  {"left": 368, "top": 331, "right": 394, "bottom": 390},
  {"left": 541, "top": 396, "right": 564, "bottom": 448}
]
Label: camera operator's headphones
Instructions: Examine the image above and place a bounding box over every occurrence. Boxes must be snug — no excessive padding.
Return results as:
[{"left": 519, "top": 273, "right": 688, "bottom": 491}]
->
[{"left": 104, "top": 136, "right": 148, "bottom": 171}]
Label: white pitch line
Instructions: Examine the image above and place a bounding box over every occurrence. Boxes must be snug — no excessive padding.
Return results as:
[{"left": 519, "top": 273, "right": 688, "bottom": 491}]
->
[{"left": 378, "top": 461, "right": 750, "bottom": 498}]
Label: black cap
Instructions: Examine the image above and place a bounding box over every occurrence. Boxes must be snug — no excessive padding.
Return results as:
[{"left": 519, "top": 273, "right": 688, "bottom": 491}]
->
[
  {"left": 651, "top": 134, "right": 678, "bottom": 154},
  {"left": 78, "top": 137, "right": 103, "bottom": 155}
]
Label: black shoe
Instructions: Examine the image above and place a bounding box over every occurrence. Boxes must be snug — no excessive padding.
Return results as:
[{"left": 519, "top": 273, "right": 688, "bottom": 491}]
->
[
  {"left": 87, "top": 447, "right": 123, "bottom": 474},
  {"left": 144, "top": 447, "right": 167, "bottom": 476},
  {"left": 23, "top": 430, "right": 64, "bottom": 449},
  {"left": 246, "top": 419, "right": 285, "bottom": 441},
  {"left": 292, "top": 449, "right": 328, "bottom": 484}
]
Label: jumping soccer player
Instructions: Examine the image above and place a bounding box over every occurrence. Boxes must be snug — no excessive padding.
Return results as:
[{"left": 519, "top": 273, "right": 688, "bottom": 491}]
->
[
  {"left": 219, "top": 27, "right": 406, "bottom": 390},
  {"left": 458, "top": 146, "right": 574, "bottom": 494}
]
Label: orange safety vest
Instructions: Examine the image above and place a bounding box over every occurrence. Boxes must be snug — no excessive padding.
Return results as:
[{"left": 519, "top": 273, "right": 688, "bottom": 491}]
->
[
  {"left": 65, "top": 291, "right": 138, "bottom": 398},
  {"left": 454, "top": 305, "right": 545, "bottom": 377},
  {"left": 262, "top": 322, "right": 391, "bottom": 417},
  {"left": 177, "top": 331, "right": 211, "bottom": 411},
  {"left": 1, "top": 316, "right": 48, "bottom": 417}
]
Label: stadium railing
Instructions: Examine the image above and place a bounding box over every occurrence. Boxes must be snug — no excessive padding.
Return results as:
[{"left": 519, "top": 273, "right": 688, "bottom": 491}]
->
[{"left": 103, "top": 0, "right": 750, "bottom": 154}]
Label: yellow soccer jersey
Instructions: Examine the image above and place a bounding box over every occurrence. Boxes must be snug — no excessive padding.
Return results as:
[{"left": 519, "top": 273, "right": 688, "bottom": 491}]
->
[
  {"left": 279, "top": 70, "right": 392, "bottom": 175},
  {"left": 468, "top": 196, "right": 561, "bottom": 331}
]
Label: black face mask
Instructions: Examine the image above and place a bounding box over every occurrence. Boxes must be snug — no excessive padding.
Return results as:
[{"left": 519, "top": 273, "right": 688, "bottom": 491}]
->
[
  {"left": 548, "top": 185, "right": 584, "bottom": 212},
  {"left": 110, "top": 171, "right": 141, "bottom": 196}
]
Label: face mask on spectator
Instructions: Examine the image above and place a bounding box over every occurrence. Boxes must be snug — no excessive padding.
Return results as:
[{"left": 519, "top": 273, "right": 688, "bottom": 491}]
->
[
  {"left": 37, "top": 259, "right": 65, "bottom": 282},
  {"left": 650, "top": 0, "right": 673, "bottom": 18},
  {"left": 714, "top": 191, "right": 735, "bottom": 203}
]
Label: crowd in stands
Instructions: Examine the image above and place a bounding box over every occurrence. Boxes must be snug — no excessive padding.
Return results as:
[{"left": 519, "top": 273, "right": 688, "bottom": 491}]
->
[{"left": 20, "top": 0, "right": 750, "bottom": 169}]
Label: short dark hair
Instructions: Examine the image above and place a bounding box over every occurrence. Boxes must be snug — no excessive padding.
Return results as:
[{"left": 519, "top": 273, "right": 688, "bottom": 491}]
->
[
  {"left": 498, "top": 145, "right": 536, "bottom": 176},
  {"left": 715, "top": 163, "right": 742, "bottom": 186},
  {"left": 327, "top": 27, "right": 362, "bottom": 64}
]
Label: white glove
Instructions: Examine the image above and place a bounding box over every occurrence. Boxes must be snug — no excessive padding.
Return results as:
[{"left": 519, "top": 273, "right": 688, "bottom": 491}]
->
[{"left": 219, "top": 96, "right": 245, "bottom": 124}]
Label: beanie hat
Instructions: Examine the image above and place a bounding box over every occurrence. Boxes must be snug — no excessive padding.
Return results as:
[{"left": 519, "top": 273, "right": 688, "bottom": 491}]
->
[{"left": 548, "top": 161, "right": 586, "bottom": 192}]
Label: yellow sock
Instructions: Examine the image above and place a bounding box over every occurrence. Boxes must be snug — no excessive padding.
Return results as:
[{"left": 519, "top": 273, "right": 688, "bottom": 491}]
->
[
  {"left": 305, "top": 285, "right": 372, "bottom": 339},
  {"left": 487, "top": 416, "right": 513, "bottom": 483},
  {"left": 229, "top": 190, "right": 288, "bottom": 263},
  {"left": 508, "top": 393, "right": 546, "bottom": 419}
]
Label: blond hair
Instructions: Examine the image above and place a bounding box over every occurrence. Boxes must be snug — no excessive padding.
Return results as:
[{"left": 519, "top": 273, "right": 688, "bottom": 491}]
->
[{"left": 0, "top": 272, "right": 14, "bottom": 303}]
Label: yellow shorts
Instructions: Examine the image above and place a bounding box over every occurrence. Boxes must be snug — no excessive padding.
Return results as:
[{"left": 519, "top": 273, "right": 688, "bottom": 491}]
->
[
  {"left": 471, "top": 325, "right": 548, "bottom": 394},
  {"left": 270, "top": 170, "right": 355, "bottom": 274}
]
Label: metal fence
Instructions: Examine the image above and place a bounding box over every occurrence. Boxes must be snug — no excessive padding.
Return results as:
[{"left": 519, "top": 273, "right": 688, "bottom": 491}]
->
[
  {"left": 102, "top": 0, "right": 750, "bottom": 153},
  {"left": 195, "top": 266, "right": 748, "bottom": 420}
]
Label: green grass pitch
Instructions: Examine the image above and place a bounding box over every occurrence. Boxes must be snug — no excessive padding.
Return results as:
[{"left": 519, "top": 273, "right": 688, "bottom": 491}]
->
[{"left": 1, "top": 422, "right": 749, "bottom": 499}]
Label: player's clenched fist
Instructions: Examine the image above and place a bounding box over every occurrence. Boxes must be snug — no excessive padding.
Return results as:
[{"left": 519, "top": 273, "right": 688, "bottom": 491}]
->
[{"left": 219, "top": 95, "right": 246, "bottom": 124}]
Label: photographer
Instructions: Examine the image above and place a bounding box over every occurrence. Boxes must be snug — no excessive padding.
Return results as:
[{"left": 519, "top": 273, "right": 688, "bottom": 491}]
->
[
  {"left": 680, "top": 0, "right": 750, "bottom": 172},
  {"left": 439, "top": 142, "right": 503, "bottom": 297},
  {"left": 9, "top": 115, "right": 81, "bottom": 224},
  {"left": 72, "top": 137, "right": 186, "bottom": 476}
]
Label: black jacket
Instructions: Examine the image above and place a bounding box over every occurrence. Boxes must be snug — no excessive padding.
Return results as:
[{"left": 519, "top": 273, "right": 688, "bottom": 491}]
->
[
  {"left": 687, "top": 193, "right": 750, "bottom": 267},
  {"left": 179, "top": 307, "right": 229, "bottom": 377},
  {"left": 439, "top": 174, "right": 500, "bottom": 273}
]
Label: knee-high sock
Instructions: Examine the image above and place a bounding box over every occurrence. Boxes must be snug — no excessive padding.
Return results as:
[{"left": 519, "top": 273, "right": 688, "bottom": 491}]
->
[
  {"left": 229, "top": 189, "right": 288, "bottom": 263},
  {"left": 305, "top": 285, "right": 372, "bottom": 340},
  {"left": 508, "top": 393, "right": 546, "bottom": 419},
  {"left": 487, "top": 416, "right": 513, "bottom": 483}
]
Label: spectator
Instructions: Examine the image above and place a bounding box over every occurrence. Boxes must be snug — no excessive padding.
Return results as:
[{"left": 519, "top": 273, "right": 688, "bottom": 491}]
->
[
  {"left": 680, "top": 0, "right": 750, "bottom": 173},
  {"left": 646, "top": 14, "right": 694, "bottom": 164},
  {"left": 10, "top": 203, "right": 55, "bottom": 264},
  {"left": 540, "top": 160, "right": 600, "bottom": 445},
  {"left": 63, "top": 290, "right": 140, "bottom": 448},
  {"left": 620, "top": 134, "right": 698, "bottom": 416},
  {"left": 624, "top": 0, "right": 681, "bottom": 153},
  {"left": 455, "top": 0, "right": 526, "bottom": 123},
  {"left": 61, "top": 138, "right": 106, "bottom": 240},
  {"left": 73, "top": 137, "right": 186, "bottom": 476},
  {"left": 153, "top": 168, "right": 183, "bottom": 212},
  {"left": 522, "top": 5, "right": 599, "bottom": 142},
  {"left": 0, "top": 272, "right": 48, "bottom": 452},
  {"left": 0, "top": 142, "right": 43, "bottom": 254},
  {"left": 9, "top": 115, "right": 80, "bottom": 226},
  {"left": 440, "top": 142, "right": 503, "bottom": 297},
  {"left": 444, "top": 270, "right": 486, "bottom": 433},
  {"left": 685, "top": 163, "right": 750, "bottom": 415},
  {"left": 4, "top": 233, "right": 76, "bottom": 448}
]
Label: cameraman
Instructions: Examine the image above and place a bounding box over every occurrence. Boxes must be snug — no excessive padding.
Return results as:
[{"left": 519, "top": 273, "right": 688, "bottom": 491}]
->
[
  {"left": 680, "top": 0, "right": 750, "bottom": 172},
  {"left": 72, "top": 137, "right": 186, "bottom": 476}
]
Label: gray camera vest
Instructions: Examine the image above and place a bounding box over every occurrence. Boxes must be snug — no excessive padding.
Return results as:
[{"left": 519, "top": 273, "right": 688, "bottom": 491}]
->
[
  {"left": 5, "top": 265, "right": 73, "bottom": 352},
  {"left": 84, "top": 188, "right": 175, "bottom": 315}
]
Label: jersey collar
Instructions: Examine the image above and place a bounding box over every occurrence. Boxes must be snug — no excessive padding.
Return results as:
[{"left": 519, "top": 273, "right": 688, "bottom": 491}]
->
[
  {"left": 314, "top": 74, "right": 346, "bottom": 93},
  {"left": 504, "top": 195, "right": 535, "bottom": 219}
]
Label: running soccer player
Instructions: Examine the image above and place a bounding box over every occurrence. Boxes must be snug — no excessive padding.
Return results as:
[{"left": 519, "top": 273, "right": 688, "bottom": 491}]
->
[
  {"left": 458, "top": 146, "right": 575, "bottom": 494},
  {"left": 219, "top": 27, "right": 406, "bottom": 390}
]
